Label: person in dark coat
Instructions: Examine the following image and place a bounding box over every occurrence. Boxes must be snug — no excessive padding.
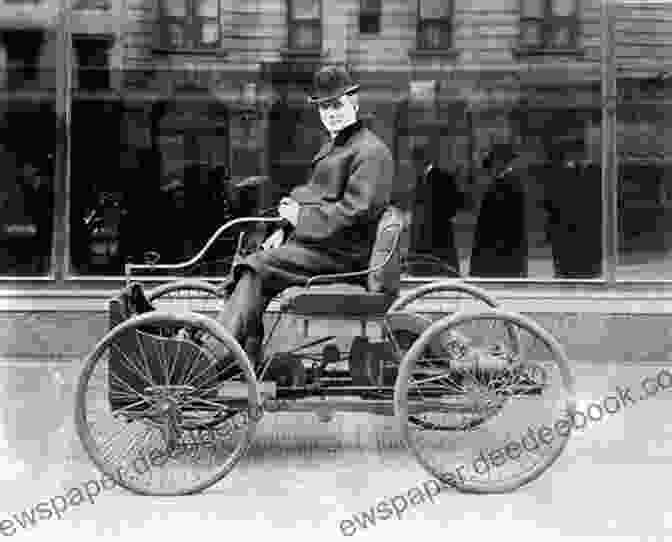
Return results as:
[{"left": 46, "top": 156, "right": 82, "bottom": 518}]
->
[
  {"left": 470, "top": 143, "right": 528, "bottom": 278},
  {"left": 132, "top": 65, "right": 395, "bottom": 362},
  {"left": 410, "top": 146, "right": 463, "bottom": 276},
  {"left": 543, "top": 143, "right": 602, "bottom": 279}
]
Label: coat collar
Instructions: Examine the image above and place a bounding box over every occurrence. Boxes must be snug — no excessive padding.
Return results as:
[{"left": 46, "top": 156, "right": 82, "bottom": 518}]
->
[
  {"left": 333, "top": 119, "right": 364, "bottom": 146},
  {"left": 312, "top": 120, "right": 365, "bottom": 164}
]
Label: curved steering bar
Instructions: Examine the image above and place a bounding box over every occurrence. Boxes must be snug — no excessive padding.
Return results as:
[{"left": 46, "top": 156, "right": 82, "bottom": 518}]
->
[{"left": 125, "top": 216, "right": 288, "bottom": 279}]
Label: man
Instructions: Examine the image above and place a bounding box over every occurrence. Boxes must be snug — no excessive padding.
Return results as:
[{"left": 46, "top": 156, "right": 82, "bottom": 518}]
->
[
  {"left": 410, "top": 145, "right": 463, "bottom": 276},
  {"left": 543, "top": 141, "right": 602, "bottom": 279},
  {"left": 470, "top": 143, "right": 528, "bottom": 278},
  {"left": 132, "top": 65, "right": 394, "bottom": 364}
]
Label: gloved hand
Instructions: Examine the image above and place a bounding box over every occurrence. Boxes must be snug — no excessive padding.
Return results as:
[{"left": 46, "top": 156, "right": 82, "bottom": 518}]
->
[
  {"left": 261, "top": 228, "right": 285, "bottom": 250},
  {"left": 278, "top": 197, "right": 300, "bottom": 227}
]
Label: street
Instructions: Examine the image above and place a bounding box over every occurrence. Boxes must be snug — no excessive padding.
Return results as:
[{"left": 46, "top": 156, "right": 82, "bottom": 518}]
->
[{"left": 1, "top": 360, "right": 671, "bottom": 541}]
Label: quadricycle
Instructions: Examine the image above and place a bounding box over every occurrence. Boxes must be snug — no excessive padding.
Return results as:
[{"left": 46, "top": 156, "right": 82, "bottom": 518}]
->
[{"left": 74, "top": 203, "right": 576, "bottom": 496}]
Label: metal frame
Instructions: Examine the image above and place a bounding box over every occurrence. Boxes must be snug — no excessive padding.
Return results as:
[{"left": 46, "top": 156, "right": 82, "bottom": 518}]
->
[
  {"left": 124, "top": 216, "right": 286, "bottom": 283},
  {"left": 304, "top": 221, "right": 403, "bottom": 288},
  {"left": 126, "top": 210, "right": 406, "bottom": 293}
]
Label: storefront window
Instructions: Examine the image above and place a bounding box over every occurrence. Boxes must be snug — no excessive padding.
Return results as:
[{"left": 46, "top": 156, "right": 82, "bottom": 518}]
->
[
  {"left": 399, "top": 73, "right": 603, "bottom": 279},
  {"left": 0, "top": 0, "right": 655, "bottom": 285},
  {"left": 0, "top": 30, "right": 55, "bottom": 276},
  {"left": 613, "top": 3, "right": 672, "bottom": 280},
  {"left": 288, "top": 0, "right": 321, "bottom": 50},
  {"left": 616, "top": 78, "right": 671, "bottom": 280},
  {"left": 70, "top": 67, "right": 262, "bottom": 276}
]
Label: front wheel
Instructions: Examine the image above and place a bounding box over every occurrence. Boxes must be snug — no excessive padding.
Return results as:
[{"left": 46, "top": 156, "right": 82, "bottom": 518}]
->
[
  {"left": 394, "top": 309, "right": 575, "bottom": 494},
  {"left": 74, "top": 311, "right": 261, "bottom": 496}
]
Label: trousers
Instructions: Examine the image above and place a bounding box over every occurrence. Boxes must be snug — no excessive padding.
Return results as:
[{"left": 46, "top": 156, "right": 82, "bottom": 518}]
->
[{"left": 214, "top": 240, "right": 363, "bottom": 362}]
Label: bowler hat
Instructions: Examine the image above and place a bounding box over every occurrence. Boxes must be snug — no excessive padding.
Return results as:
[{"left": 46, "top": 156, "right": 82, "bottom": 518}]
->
[{"left": 308, "top": 66, "right": 360, "bottom": 104}]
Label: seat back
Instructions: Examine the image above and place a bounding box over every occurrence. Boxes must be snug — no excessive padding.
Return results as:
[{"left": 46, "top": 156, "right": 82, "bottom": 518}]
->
[{"left": 367, "top": 205, "right": 407, "bottom": 296}]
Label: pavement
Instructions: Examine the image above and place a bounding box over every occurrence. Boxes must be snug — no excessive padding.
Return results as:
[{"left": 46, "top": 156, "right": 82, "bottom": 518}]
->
[{"left": 1, "top": 359, "right": 672, "bottom": 542}]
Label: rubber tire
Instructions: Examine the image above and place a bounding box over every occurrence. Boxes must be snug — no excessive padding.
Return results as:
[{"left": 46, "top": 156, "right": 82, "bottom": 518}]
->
[
  {"left": 74, "top": 310, "right": 260, "bottom": 496},
  {"left": 394, "top": 309, "right": 575, "bottom": 494}
]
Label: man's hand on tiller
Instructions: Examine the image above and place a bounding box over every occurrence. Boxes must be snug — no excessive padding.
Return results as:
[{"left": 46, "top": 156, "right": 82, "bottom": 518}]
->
[{"left": 278, "top": 197, "right": 300, "bottom": 227}]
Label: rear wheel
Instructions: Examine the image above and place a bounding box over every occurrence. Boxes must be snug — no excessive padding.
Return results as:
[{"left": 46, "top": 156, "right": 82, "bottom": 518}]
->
[
  {"left": 394, "top": 309, "right": 575, "bottom": 493},
  {"left": 385, "top": 305, "right": 517, "bottom": 432},
  {"left": 74, "top": 311, "right": 260, "bottom": 496}
]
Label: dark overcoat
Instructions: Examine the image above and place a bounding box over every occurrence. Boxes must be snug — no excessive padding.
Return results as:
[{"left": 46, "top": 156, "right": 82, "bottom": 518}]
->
[
  {"left": 544, "top": 162, "right": 602, "bottom": 278},
  {"left": 470, "top": 166, "right": 528, "bottom": 278},
  {"left": 411, "top": 165, "right": 463, "bottom": 274},
  {"left": 237, "top": 119, "right": 395, "bottom": 297}
]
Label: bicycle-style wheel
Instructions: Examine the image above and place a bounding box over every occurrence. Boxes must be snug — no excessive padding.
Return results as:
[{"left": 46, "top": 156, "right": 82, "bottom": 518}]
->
[
  {"left": 385, "top": 282, "right": 521, "bottom": 432},
  {"left": 395, "top": 309, "right": 575, "bottom": 493},
  {"left": 74, "top": 311, "right": 261, "bottom": 496}
]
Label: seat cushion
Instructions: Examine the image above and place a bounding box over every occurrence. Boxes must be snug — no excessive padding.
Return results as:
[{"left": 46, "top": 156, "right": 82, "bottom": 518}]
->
[
  {"left": 367, "top": 206, "right": 406, "bottom": 296},
  {"left": 279, "top": 283, "right": 395, "bottom": 317}
]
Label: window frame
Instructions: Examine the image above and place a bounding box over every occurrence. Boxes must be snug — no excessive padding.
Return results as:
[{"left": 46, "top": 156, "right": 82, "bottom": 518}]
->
[
  {"left": 359, "top": 0, "right": 382, "bottom": 36},
  {"left": 416, "top": 0, "right": 453, "bottom": 51},
  {"left": 518, "top": 0, "right": 579, "bottom": 52},
  {"left": 159, "top": 0, "right": 222, "bottom": 51},
  {"left": 287, "top": 0, "right": 322, "bottom": 52}
]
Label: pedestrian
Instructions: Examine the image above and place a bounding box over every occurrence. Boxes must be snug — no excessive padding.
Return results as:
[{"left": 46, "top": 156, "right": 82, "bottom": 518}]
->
[
  {"left": 470, "top": 143, "right": 528, "bottom": 278},
  {"left": 410, "top": 145, "right": 463, "bottom": 276},
  {"left": 543, "top": 141, "right": 602, "bottom": 278}
]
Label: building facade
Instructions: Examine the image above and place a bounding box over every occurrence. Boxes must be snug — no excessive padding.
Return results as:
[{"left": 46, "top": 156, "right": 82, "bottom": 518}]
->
[{"left": 1, "top": 0, "right": 672, "bottom": 363}]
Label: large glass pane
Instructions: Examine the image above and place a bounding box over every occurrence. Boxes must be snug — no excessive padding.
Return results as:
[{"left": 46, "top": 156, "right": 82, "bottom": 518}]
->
[
  {"left": 0, "top": 30, "right": 55, "bottom": 276},
  {"left": 70, "top": 67, "right": 241, "bottom": 276},
  {"left": 616, "top": 96, "right": 671, "bottom": 279},
  {"left": 615, "top": 4, "right": 671, "bottom": 279},
  {"left": 400, "top": 69, "right": 603, "bottom": 280}
]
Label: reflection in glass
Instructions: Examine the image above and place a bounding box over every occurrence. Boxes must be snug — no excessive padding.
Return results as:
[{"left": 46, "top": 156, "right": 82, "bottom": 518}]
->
[
  {"left": 361, "top": 0, "right": 380, "bottom": 11},
  {"left": 167, "top": 22, "right": 187, "bottom": 48},
  {"left": 552, "top": 0, "right": 575, "bottom": 17},
  {"left": 520, "top": 21, "right": 542, "bottom": 47},
  {"left": 552, "top": 25, "right": 571, "bottom": 48},
  {"left": 163, "top": 0, "right": 187, "bottom": 18},
  {"left": 0, "top": 55, "right": 55, "bottom": 275},
  {"left": 292, "top": 22, "right": 320, "bottom": 49},
  {"left": 201, "top": 21, "right": 219, "bottom": 45},
  {"left": 197, "top": 0, "right": 218, "bottom": 18},
  {"left": 292, "top": 0, "right": 319, "bottom": 19}
]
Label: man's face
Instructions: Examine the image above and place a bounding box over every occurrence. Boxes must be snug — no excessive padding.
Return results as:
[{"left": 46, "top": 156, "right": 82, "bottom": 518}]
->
[{"left": 318, "top": 94, "right": 358, "bottom": 135}]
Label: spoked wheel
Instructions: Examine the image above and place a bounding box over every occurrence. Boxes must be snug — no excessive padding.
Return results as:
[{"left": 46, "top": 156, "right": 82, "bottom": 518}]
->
[
  {"left": 394, "top": 309, "right": 575, "bottom": 493},
  {"left": 74, "top": 311, "right": 261, "bottom": 496},
  {"left": 385, "top": 296, "right": 521, "bottom": 432}
]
